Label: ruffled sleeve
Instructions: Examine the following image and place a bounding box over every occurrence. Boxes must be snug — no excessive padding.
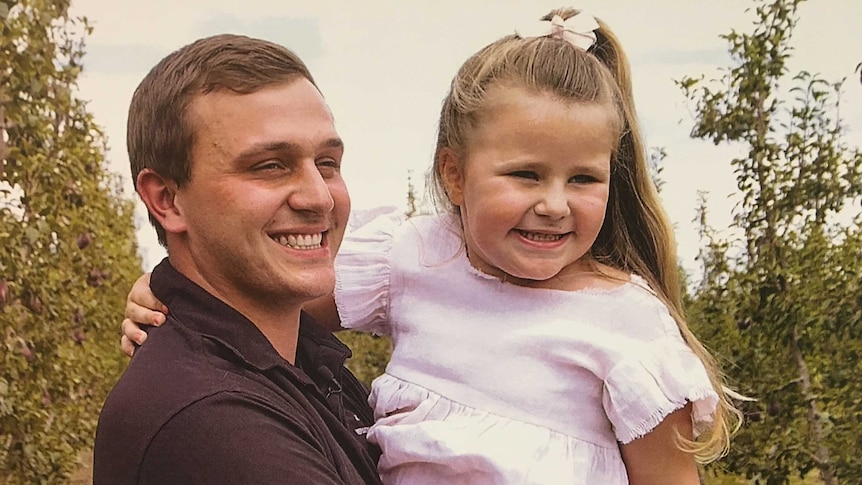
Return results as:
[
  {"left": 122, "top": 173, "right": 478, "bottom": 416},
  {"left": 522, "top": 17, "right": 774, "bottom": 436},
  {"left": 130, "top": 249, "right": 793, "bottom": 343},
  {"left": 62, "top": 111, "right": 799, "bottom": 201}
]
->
[
  {"left": 601, "top": 320, "right": 719, "bottom": 444},
  {"left": 334, "top": 207, "right": 404, "bottom": 336}
]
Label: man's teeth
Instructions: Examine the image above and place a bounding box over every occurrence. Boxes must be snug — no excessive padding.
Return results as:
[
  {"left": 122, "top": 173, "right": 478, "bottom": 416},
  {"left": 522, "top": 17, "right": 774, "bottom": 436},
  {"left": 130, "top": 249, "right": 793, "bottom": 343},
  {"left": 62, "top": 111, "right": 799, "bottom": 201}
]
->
[
  {"left": 274, "top": 233, "right": 323, "bottom": 249},
  {"left": 519, "top": 231, "right": 564, "bottom": 242}
]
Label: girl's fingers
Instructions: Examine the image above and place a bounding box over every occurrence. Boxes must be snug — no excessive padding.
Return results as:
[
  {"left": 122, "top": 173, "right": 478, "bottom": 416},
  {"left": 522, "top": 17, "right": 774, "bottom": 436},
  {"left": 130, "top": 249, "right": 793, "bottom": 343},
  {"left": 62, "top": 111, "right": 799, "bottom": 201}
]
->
[
  {"left": 125, "top": 301, "right": 166, "bottom": 326},
  {"left": 122, "top": 317, "right": 149, "bottom": 346},
  {"left": 125, "top": 272, "right": 168, "bottom": 320},
  {"left": 120, "top": 334, "right": 137, "bottom": 358}
]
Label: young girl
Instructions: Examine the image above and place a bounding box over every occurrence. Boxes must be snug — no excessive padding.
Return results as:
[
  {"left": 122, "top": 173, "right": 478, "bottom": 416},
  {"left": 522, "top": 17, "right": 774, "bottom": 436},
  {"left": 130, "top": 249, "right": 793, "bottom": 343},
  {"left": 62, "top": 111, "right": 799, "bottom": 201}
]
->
[{"left": 122, "top": 8, "right": 739, "bottom": 484}]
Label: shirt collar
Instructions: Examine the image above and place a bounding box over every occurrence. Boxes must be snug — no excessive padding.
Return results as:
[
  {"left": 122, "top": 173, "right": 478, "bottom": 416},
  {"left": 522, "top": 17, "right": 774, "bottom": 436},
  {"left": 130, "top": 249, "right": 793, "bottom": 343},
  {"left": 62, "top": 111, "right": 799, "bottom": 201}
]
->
[{"left": 149, "top": 259, "right": 351, "bottom": 381}]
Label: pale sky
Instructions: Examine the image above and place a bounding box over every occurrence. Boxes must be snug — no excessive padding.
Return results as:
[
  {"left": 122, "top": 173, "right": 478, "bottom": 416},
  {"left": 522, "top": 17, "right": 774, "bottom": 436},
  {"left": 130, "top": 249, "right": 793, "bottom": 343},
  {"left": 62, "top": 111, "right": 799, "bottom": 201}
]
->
[{"left": 68, "top": 0, "right": 862, "bottom": 278}]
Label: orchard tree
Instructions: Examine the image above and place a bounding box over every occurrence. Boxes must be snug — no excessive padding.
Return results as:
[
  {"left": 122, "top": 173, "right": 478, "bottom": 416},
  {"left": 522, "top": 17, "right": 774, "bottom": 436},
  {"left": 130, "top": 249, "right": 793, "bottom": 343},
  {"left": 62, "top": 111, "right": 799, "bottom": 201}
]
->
[
  {"left": 1, "top": 0, "right": 142, "bottom": 482},
  {"left": 678, "top": 0, "right": 862, "bottom": 483}
]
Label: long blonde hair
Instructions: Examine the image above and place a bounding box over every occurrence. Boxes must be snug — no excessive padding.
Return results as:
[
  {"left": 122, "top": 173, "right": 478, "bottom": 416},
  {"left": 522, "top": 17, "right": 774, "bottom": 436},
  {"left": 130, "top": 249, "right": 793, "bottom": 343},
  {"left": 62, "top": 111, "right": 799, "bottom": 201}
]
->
[{"left": 429, "top": 7, "right": 740, "bottom": 462}]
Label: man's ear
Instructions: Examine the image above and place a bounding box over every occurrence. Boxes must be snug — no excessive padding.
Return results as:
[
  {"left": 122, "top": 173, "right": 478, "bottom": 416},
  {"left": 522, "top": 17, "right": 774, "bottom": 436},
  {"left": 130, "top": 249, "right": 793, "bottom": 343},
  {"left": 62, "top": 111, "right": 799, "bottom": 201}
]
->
[
  {"left": 136, "top": 168, "right": 187, "bottom": 235},
  {"left": 438, "top": 148, "right": 464, "bottom": 207}
]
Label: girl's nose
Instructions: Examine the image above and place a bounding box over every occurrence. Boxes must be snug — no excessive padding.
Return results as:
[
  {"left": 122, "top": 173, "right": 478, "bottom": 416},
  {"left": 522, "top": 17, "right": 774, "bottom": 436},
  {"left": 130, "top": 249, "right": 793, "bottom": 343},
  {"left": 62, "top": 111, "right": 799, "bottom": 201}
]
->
[{"left": 533, "top": 185, "right": 570, "bottom": 219}]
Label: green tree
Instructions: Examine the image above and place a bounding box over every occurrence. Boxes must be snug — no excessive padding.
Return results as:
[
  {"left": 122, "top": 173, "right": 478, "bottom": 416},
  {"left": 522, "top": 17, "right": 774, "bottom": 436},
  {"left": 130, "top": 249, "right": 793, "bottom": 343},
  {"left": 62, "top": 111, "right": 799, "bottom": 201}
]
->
[
  {"left": 678, "top": 0, "right": 862, "bottom": 483},
  {"left": 0, "top": 0, "right": 142, "bottom": 482}
]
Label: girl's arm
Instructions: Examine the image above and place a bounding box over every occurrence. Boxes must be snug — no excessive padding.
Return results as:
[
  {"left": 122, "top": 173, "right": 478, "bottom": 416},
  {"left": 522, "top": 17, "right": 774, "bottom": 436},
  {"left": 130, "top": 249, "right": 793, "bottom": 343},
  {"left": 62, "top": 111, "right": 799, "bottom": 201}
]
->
[
  {"left": 301, "top": 293, "right": 343, "bottom": 333},
  {"left": 619, "top": 403, "right": 701, "bottom": 485}
]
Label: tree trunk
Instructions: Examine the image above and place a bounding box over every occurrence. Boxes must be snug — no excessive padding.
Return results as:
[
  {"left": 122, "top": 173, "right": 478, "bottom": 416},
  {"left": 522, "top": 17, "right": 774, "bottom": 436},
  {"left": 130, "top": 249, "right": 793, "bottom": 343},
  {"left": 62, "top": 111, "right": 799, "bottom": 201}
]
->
[{"left": 791, "top": 324, "right": 837, "bottom": 485}]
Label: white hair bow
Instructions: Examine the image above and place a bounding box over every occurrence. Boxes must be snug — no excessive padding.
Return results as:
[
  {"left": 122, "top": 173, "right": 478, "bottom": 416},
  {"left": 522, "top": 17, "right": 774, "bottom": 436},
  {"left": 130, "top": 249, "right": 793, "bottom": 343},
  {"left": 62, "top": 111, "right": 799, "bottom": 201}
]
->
[{"left": 514, "top": 13, "right": 599, "bottom": 51}]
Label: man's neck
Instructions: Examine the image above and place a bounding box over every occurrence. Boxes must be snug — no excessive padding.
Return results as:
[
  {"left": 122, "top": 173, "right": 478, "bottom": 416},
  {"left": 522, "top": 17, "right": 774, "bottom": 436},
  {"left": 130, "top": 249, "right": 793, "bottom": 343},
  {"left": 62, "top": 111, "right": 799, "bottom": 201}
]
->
[
  {"left": 167, "top": 254, "right": 304, "bottom": 364},
  {"left": 204, "top": 287, "right": 304, "bottom": 364},
  {"left": 236, "top": 302, "right": 302, "bottom": 364}
]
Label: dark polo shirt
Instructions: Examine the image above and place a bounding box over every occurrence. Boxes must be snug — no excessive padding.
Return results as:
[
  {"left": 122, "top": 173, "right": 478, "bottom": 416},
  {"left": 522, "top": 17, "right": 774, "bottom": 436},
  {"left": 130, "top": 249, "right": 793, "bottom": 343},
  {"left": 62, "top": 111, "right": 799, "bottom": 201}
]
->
[{"left": 94, "top": 259, "right": 382, "bottom": 484}]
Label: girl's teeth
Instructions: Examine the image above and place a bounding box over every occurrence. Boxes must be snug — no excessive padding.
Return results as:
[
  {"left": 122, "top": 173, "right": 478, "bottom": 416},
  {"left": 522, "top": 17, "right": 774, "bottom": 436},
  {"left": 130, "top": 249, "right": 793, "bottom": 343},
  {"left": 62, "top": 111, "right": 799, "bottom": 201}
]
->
[{"left": 521, "top": 231, "right": 563, "bottom": 242}]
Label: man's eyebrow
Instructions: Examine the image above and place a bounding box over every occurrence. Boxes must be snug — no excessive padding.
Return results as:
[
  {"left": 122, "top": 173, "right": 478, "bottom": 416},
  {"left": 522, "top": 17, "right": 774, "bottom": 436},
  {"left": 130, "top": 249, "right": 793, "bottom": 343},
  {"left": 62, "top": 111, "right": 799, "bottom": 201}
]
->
[
  {"left": 323, "top": 138, "right": 344, "bottom": 150},
  {"left": 235, "top": 138, "right": 344, "bottom": 160}
]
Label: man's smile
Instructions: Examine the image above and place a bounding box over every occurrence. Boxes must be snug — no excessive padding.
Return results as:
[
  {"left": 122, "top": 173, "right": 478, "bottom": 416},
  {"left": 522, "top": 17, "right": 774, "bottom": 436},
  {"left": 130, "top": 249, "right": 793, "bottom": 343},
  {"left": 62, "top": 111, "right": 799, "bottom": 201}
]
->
[{"left": 270, "top": 232, "right": 325, "bottom": 250}]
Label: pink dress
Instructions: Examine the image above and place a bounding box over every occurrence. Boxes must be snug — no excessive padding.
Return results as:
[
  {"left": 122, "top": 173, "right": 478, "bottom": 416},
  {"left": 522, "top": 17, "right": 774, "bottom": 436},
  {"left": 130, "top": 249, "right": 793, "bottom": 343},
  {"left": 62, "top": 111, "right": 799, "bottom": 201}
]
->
[{"left": 334, "top": 210, "right": 718, "bottom": 484}]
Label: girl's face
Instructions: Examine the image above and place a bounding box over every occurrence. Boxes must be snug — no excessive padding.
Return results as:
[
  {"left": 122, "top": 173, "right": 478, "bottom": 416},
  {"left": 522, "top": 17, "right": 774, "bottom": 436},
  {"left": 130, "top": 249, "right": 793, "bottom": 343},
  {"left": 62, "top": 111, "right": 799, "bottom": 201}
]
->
[{"left": 441, "top": 85, "right": 615, "bottom": 287}]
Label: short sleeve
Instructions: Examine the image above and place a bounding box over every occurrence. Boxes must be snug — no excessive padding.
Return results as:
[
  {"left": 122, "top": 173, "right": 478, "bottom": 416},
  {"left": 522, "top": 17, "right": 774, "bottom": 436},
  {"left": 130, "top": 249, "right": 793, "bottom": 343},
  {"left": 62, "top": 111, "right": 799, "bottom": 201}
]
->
[
  {"left": 601, "top": 321, "right": 719, "bottom": 444},
  {"left": 334, "top": 207, "right": 405, "bottom": 336}
]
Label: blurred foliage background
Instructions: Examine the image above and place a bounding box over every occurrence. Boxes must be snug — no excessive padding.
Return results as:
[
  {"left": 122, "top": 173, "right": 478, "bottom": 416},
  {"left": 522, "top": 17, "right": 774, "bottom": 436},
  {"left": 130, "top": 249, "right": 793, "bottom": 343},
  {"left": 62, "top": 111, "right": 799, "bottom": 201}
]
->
[{"left": 1, "top": 0, "right": 142, "bottom": 482}]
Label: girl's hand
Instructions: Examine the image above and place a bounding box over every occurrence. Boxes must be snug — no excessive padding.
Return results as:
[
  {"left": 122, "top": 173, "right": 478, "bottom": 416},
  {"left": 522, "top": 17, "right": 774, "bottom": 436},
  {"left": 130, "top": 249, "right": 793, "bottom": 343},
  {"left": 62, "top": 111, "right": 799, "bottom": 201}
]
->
[
  {"left": 120, "top": 272, "right": 168, "bottom": 357},
  {"left": 620, "top": 403, "right": 701, "bottom": 485}
]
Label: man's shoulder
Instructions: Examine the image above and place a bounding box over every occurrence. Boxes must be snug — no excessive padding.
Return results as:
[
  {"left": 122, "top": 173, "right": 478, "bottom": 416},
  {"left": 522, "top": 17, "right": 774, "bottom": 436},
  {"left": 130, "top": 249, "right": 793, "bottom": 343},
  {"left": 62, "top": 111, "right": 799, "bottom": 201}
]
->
[
  {"left": 105, "top": 322, "right": 230, "bottom": 402},
  {"left": 99, "top": 319, "right": 312, "bottom": 426},
  {"left": 93, "top": 321, "right": 321, "bottom": 483},
  {"left": 94, "top": 386, "right": 323, "bottom": 484}
]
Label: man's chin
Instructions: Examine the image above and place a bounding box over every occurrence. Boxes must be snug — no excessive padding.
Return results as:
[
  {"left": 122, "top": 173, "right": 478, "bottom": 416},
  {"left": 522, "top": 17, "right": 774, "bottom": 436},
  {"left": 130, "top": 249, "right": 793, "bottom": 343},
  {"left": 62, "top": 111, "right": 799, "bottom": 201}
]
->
[{"left": 276, "top": 274, "right": 335, "bottom": 301}]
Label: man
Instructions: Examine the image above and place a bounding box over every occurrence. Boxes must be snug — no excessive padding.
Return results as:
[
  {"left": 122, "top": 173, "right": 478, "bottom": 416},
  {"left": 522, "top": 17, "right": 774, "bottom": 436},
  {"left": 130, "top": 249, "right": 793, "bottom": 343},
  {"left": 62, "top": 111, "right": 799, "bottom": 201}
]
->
[{"left": 93, "top": 34, "right": 382, "bottom": 484}]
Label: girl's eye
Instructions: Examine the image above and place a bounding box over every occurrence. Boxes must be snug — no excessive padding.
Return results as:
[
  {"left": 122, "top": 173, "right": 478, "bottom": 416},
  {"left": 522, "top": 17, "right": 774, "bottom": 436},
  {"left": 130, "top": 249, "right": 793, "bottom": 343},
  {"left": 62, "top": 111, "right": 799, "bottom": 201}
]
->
[
  {"left": 570, "top": 174, "right": 597, "bottom": 184},
  {"left": 510, "top": 171, "right": 539, "bottom": 180}
]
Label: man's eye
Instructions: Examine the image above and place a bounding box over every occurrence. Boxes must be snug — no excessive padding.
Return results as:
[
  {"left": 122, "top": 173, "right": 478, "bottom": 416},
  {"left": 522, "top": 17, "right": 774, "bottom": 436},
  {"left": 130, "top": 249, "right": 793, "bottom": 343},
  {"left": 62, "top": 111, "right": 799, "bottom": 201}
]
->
[
  {"left": 317, "top": 159, "right": 340, "bottom": 177},
  {"left": 510, "top": 171, "right": 538, "bottom": 180},
  {"left": 255, "top": 161, "right": 284, "bottom": 171}
]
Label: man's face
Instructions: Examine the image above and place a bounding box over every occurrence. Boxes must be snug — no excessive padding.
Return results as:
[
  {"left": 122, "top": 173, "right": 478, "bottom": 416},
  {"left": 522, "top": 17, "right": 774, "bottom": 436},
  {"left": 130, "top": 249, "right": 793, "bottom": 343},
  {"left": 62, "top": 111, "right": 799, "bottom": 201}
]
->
[{"left": 173, "top": 78, "right": 350, "bottom": 312}]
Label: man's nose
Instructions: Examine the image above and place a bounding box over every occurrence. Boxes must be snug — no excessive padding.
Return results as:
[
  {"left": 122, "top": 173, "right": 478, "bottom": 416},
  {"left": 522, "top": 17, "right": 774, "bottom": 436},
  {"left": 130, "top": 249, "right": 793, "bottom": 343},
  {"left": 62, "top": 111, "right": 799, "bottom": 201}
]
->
[{"left": 289, "top": 164, "right": 335, "bottom": 214}]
